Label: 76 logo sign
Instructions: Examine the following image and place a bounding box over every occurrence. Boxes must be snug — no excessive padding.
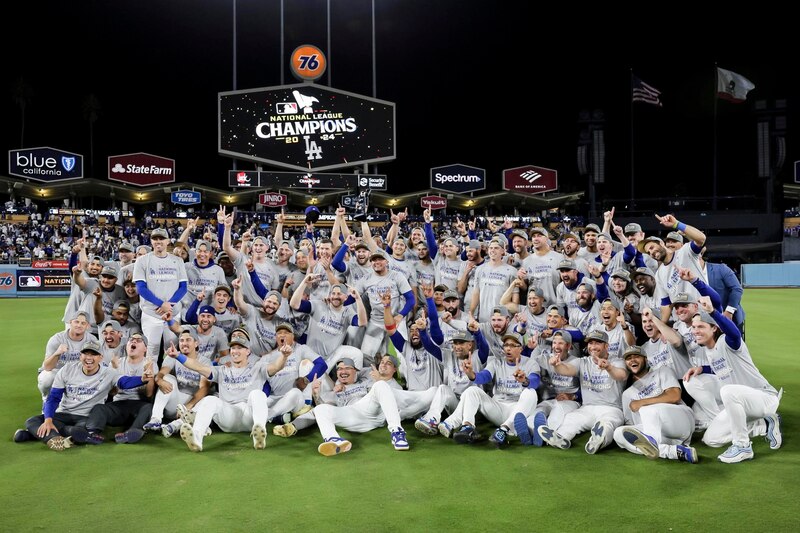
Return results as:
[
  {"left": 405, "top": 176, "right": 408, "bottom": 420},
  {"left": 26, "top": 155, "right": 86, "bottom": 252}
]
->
[{"left": 290, "top": 44, "right": 327, "bottom": 81}]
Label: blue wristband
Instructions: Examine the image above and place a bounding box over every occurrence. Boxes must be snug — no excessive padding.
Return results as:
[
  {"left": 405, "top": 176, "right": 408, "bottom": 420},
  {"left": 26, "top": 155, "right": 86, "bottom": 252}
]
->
[
  {"left": 177, "top": 354, "right": 188, "bottom": 364},
  {"left": 676, "top": 222, "right": 687, "bottom": 232}
]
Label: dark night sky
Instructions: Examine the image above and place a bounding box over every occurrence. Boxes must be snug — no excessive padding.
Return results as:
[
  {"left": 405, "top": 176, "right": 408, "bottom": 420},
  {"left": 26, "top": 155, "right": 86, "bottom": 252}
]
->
[{"left": 3, "top": 1, "right": 798, "bottom": 205}]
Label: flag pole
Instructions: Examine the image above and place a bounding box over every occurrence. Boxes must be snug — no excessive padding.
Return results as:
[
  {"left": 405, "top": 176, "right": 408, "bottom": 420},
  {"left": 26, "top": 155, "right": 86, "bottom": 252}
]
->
[
  {"left": 712, "top": 63, "right": 718, "bottom": 210},
  {"left": 630, "top": 68, "right": 636, "bottom": 211}
]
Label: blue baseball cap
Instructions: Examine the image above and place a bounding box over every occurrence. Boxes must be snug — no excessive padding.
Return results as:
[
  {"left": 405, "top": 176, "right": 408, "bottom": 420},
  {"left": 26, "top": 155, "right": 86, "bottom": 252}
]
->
[{"left": 198, "top": 305, "right": 216, "bottom": 316}]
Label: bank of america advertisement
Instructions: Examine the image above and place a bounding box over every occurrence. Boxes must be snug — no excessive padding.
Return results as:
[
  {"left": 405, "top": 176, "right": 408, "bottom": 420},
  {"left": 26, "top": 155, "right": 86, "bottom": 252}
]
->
[{"left": 219, "top": 84, "right": 396, "bottom": 172}]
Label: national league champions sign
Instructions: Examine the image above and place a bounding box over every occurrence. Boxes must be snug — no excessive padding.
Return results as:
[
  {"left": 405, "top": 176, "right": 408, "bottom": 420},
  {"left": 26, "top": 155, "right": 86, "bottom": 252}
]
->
[{"left": 219, "top": 84, "right": 396, "bottom": 172}]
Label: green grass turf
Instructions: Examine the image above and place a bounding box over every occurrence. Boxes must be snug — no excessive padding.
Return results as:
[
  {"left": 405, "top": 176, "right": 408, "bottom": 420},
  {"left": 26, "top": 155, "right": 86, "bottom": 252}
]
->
[{"left": 0, "top": 291, "right": 797, "bottom": 532}]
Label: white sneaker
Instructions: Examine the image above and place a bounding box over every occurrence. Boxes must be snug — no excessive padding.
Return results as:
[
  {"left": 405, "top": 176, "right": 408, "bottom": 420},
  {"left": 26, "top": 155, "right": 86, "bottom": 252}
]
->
[
  {"left": 318, "top": 437, "right": 352, "bottom": 456},
  {"left": 161, "top": 422, "right": 178, "bottom": 438},
  {"left": 718, "top": 443, "right": 754, "bottom": 464},
  {"left": 180, "top": 423, "right": 203, "bottom": 452},
  {"left": 251, "top": 424, "right": 267, "bottom": 450},
  {"left": 585, "top": 422, "right": 609, "bottom": 455}
]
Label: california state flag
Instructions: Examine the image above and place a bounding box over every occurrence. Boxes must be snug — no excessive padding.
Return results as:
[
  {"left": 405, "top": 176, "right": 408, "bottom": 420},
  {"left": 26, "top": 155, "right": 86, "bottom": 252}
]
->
[{"left": 717, "top": 67, "right": 755, "bottom": 103}]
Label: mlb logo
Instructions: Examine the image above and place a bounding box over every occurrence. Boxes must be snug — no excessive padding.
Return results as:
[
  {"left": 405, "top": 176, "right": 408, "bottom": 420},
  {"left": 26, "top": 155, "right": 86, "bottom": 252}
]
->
[
  {"left": 277, "top": 102, "right": 298, "bottom": 114},
  {"left": 19, "top": 275, "right": 42, "bottom": 287}
]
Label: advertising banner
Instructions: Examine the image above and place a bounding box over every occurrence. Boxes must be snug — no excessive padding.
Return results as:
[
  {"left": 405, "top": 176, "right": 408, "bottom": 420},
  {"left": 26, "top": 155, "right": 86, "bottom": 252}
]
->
[{"left": 8, "top": 147, "right": 83, "bottom": 182}]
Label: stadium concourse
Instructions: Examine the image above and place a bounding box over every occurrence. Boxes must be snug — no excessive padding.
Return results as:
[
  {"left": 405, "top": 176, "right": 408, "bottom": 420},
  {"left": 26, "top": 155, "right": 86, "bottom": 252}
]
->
[{"left": 4, "top": 193, "right": 783, "bottom": 465}]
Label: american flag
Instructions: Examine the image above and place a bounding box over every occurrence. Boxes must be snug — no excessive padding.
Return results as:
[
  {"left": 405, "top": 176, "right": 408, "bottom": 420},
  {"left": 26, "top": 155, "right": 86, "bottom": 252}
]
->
[{"left": 632, "top": 76, "right": 663, "bottom": 107}]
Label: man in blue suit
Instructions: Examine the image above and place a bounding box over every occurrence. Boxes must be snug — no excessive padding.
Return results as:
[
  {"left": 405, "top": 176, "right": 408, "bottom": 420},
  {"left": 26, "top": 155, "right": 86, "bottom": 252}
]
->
[{"left": 700, "top": 249, "right": 745, "bottom": 335}]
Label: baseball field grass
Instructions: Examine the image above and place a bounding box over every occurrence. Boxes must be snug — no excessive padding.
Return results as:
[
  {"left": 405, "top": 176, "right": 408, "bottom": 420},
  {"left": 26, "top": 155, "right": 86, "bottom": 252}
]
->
[{"left": 1, "top": 290, "right": 797, "bottom": 532}]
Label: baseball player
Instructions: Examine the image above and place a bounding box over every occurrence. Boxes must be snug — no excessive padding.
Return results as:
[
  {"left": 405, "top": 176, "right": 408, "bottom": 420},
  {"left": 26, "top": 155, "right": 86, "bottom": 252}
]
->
[
  {"left": 502, "top": 285, "right": 548, "bottom": 340},
  {"left": 613, "top": 345, "right": 698, "bottom": 463},
  {"left": 133, "top": 227, "right": 188, "bottom": 359},
  {"left": 423, "top": 208, "right": 463, "bottom": 291},
  {"left": 537, "top": 330, "right": 628, "bottom": 454},
  {"left": 514, "top": 330, "right": 581, "bottom": 447},
  {"left": 685, "top": 299, "right": 782, "bottom": 463},
  {"left": 639, "top": 307, "right": 692, "bottom": 381},
  {"left": 39, "top": 310, "right": 99, "bottom": 399},
  {"left": 639, "top": 213, "right": 707, "bottom": 322},
  {"left": 98, "top": 319, "right": 126, "bottom": 365},
  {"left": 456, "top": 239, "right": 484, "bottom": 313},
  {"left": 84, "top": 332, "right": 157, "bottom": 444},
  {"left": 180, "top": 239, "right": 227, "bottom": 320},
  {"left": 588, "top": 298, "right": 636, "bottom": 360},
  {"left": 447, "top": 332, "right": 541, "bottom": 447},
  {"left": 232, "top": 274, "right": 292, "bottom": 355},
  {"left": 15, "top": 341, "right": 149, "bottom": 451},
  {"left": 520, "top": 227, "right": 561, "bottom": 308},
  {"left": 184, "top": 284, "right": 241, "bottom": 336},
  {"left": 144, "top": 327, "right": 212, "bottom": 437},
  {"left": 470, "top": 238, "right": 518, "bottom": 322},
  {"left": 577, "top": 223, "right": 602, "bottom": 262},
  {"left": 71, "top": 264, "right": 126, "bottom": 332},
  {"left": 167, "top": 335, "right": 289, "bottom": 452},
  {"left": 309, "top": 357, "right": 410, "bottom": 456}
]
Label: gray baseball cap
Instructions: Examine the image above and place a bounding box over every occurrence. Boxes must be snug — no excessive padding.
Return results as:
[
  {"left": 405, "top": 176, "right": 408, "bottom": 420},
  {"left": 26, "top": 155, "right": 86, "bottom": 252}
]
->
[
  {"left": 638, "top": 236, "right": 664, "bottom": 253},
  {"left": 150, "top": 228, "right": 169, "bottom": 239},
  {"left": 510, "top": 229, "right": 529, "bottom": 241},
  {"left": 81, "top": 340, "right": 102, "bottom": 354},
  {"left": 672, "top": 292, "right": 696, "bottom": 305},
  {"left": 557, "top": 258, "right": 577, "bottom": 271},
  {"left": 501, "top": 332, "right": 524, "bottom": 346},
  {"left": 585, "top": 330, "right": 609, "bottom": 343},
  {"left": 443, "top": 290, "right": 460, "bottom": 300},
  {"left": 547, "top": 304, "right": 568, "bottom": 318},
  {"left": 528, "top": 286, "right": 545, "bottom": 298},
  {"left": 136, "top": 245, "right": 152, "bottom": 254},
  {"left": 229, "top": 336, "right": 251, "bottom": 349},
  {"left": 578, "top": 279, "right": 597, "bottom": 295},
  {"left": 467, "top": 239, "right": 482, "bottom": 250},
  {"left": 100, "top": 319, "right": 122, "bottom": 332},
  {"left": 180, "top": 327, "right": 200, "bottom": 342},
  {"left": 451, "top": 330, "right": 474, "bottom": 342},
  {"left": 264, "top": 290, "right": 282, "bottom": 303},
  {"left": 624, "top": 223, "right": 642, "bottom": 235},
  {"left": 610, "top": 269, "right": 631, "bottom": 282},
  {"left": 552, "top": 330, "right": 573, "bottom": 344},
  {"left": 336, "top": 357, "right": 359, "bottom": 370},
  {"left": 213, "top": 284, "right": 232, "bottom": 297},
  {"left": 529, "top": 227, "right": 549, "bottom": 237},
  {"left": 118, "top": 242, "right": 134, "bottom": 252},
  {"left": 100, "top": 266, "right": 118, "bottom": 278},
  {"left": 129, "top": 332, "right": 149, "bottom": 345},
  {"left": 584, "top": 224, "right": 601, "bottom": 235},
  {"left": 694, "top": 311, "right": 719, "bottom": 327},
  {"left": 370, "top": 250, "right": 389, "bottom": 261},
  {"left": 71, "top": 310, "right": 91, "bottom": 322},
  {"left": 601, "top": 298, "right": 620, "bottom": 311},
  {"left": 665, "top": 231, "right": 684, "bottom": 243},
  {"left": 633, "top": 267, "right": 656, "bottom": 279},
  {"left": 353, "top": 241, "right": 371, "bottom": 251},
  {"left": 492, "top": 305, "right": 511, "bottom": 317},
  {"left": 624, "top": 345, "right": 647, "bottom": 359},
  {"left": 275, "top": 322, "right": 294, "bottom": 335},
  {"left": 195, "top": 239, "right": 213, "bottom": 250}
]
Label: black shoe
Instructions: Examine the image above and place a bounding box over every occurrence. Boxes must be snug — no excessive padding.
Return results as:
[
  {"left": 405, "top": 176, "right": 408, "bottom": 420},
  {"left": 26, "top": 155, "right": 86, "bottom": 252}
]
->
[
  {"left": 453, "top": 424, "right": 480, "bottom": 444},
  {"left": 13, "top": 429, "right": 33, "bottom": 443}
]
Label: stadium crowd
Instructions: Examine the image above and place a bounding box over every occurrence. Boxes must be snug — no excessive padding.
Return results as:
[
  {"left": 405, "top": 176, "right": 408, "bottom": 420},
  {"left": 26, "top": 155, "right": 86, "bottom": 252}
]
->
[{"left": 10, "top": 203, "right": 782, "bottom": 464}]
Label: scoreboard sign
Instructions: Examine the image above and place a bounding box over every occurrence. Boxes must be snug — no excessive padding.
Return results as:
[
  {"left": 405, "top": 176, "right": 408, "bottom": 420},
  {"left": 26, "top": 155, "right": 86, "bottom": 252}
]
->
[{"left": 219, "top": 84, "right": 395, "bottom": 172}]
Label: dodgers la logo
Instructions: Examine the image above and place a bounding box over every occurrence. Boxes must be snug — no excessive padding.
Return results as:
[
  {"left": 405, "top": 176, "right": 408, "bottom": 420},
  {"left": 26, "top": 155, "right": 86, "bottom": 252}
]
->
[{"left": 62, "top": 157, "right": 76, "bottom": 172}]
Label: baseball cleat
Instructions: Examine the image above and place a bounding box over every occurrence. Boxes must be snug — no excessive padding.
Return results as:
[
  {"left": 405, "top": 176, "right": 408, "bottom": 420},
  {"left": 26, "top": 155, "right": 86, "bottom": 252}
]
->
[
  {"left": 269, "top": 413, "right": 292, "bottom": 425},
  {"left": 13, "top": 429, "right": 33, "bottom": 443},
  {"left": 453, "top": 424, "right": 480, "bottom": 445},
  {"left": 718, "top": 443, "right": 754, "bottom": 464},
  {"left": 489, "top": 427, "right": 509, "bottom": 448},
  {"left": 176, "top": 404, "right": 195, "bottom": 425},
  {"left": 414, "top": 417, "right": 439, "bottom": 436},
  {"left": 180, "top": 423, "right": 203, "bottom": 452},
  {"left": 161, "top": 421, "right": 179, "bottom": 438},
  {"left": 622, "top": 427, "right": 659, "bottom": 459},
  {"left": 764, "top": 413, "right": 782, "bottom": 450},
  {"left": 318, "top": 437, "right": 351, "bottom": 456},
  {"left": 676, "top": 445, "right": 699, "bottom": 464},
  {"left": 46, "top": 435, "right": 73, "bottom": 451},
  {"left": 537, "top": 425, "right": 571, "bottom": 449},
  {"left": 514, "top": 413, "right": 532, "bottom": 446},
  {"left": 70, "top": 428, "right": 105, "bottom": 445},
  {"left": 391, "top": 429, "right": 410, "bottom": 451},
  {"left": 251, "top": 424, "right": 267, "bottom": 450},
  {"left": 437, "top": 421, "right": 454, "bottom": 439},
  {"left": 585, "top": 422, "right": 608, "bottom": 455},
  {"left": 115, "top": 428, "right": 145, "bottom": 444},
  {"left": 292, "top": 405, "right": 313, "bottom": 419},
  {"left": 273, "top": 423, "right": 297, "bottom": 438},
  {"left": 143, "top": 418, "right": 162, "bottom": 431},
  {"left": 532, "top": 411, "right": 547, "bottom": 447}
]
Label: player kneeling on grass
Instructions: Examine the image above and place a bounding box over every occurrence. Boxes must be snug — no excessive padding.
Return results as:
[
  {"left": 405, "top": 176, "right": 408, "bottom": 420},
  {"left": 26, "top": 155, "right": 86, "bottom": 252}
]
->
[
  {"left": 684, "top": 298, "right": 782, "bottom": 464},
  {"left": 613, "top": 345, "right": 698, "bottom": 463},
  {"left": 143, "top": 327, "right": 212, "bottom": 438},
  {"left": 14, "top": 341, "right": 150, "bottom": 451},
  {"left": 537, "top": 330, "right": 628, "bottom": 454},
  {"left": 449, "top": 332, "right": 541, "bottom": 447},
  {"left": 166, "top": 335, "right": 289, "bottom": 452}
]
